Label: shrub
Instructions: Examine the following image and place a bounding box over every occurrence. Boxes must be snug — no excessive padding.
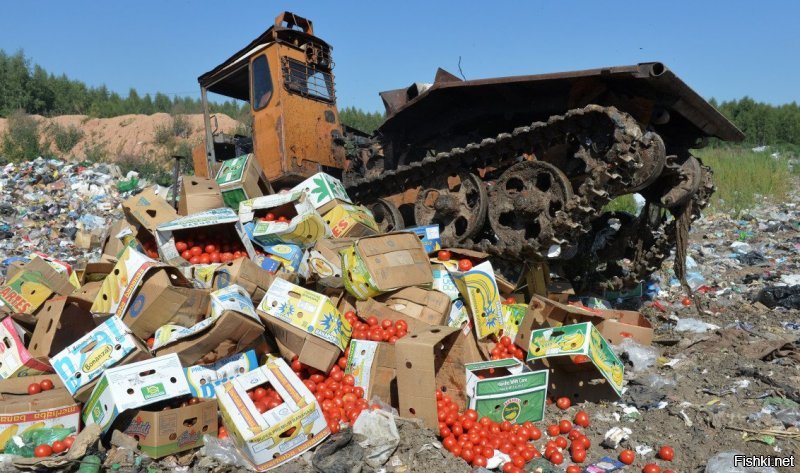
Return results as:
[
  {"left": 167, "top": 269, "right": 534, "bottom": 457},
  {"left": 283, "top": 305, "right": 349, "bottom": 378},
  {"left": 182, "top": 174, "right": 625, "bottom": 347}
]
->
[
  {"left": 0, "top": 110, "right": 41, "bottom": 162},
  {"left": 153, "top": 122, "right": 173, "bottom": 145},
  {"left": 172, "top": 114, "right": 192, "bottom": 138},
  {"left": 82, "top": 141, "right": 108, "bottom": 163},
  {"left": 48, "top": 122, "right": 83, "bottom": 153},
  {"left": 117, "top": 153, "right": 172, "bottom": 186}
]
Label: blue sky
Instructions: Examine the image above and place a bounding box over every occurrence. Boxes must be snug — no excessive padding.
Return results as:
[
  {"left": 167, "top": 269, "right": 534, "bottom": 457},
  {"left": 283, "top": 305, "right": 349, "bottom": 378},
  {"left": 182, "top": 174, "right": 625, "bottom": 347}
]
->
[{"left": 1, "top": 1, "right": 797, "bottom": 111}]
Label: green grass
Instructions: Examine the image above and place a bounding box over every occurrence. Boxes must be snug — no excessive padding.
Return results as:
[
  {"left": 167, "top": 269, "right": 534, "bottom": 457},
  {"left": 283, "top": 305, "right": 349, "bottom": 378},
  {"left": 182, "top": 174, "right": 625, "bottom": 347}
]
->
[{"left": 696, "top": 146, "right": 797, "bottom": 216}]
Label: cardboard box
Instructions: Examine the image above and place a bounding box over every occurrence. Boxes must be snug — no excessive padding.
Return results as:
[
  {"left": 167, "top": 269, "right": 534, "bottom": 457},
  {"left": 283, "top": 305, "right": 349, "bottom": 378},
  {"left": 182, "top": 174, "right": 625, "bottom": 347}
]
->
[
  {"left": 248, "top": 208, "right": 330, "bottom": 248},
  {"left": 449, "top": 260, "right": 503, "bottom": 339},
  {"left": 257, "top": 279, "right": 351, "bottom": 372},
  {"left": 373, "top": 287, "right": 451, "bottom": 326},
  {"left": 50, "top": 316, "right": 151, "bottom": 401},
  {"left": 406, "top": 225, "right": 442, "bottom": 254},
  {"left": 290, "top": 172, "right": 351, "bottom": 215},
  {"left": 122, "top": 188, "right": 179, "bottom": 238},
  {"left": 123, "top": 398, "right": 218, "bottom": 458},
  {"left": 27, "top": 297, "right": 96, "bottom": 359},
  {"left": 71, "top": 281, "right": 103, "bottom": 305},
  {"left": 300, "top": 238, "right": 354, "bottom": 280},
  {"left": 211, "top": 258, "right": 276, "bottom": 303},
  {"left": 260, "top": 244, "right": 304, "bottom": 273},
  {"left": 501, "top": 303, "right": 528, "bottom": 340},
  {"left": 215, "top": 154, "right": 271, "bottom": 209},
  {"left": 322, "top": 203, "right": 379, "bottom": 238},
  {"left": 0, "top": 256, "right": 76, "bottom": 314},
  {"left": 514, "top": 296, "right": 654, "bottom": 349},
  {"left": 91, "top": 247, "right": 197, "bottom": 340},
  {"left": 346, "top": 340, "right": 398, "bottom": 407},
  {"left": 464, "top": 358, "right": 548, "bottom": 424},
  {"left": 153, "top": 285, "right": 264, "bottom": 365},
  {"left": 0, "top": 317, "right": 53, "bottom": 379},
  {"left": 155, "top": 208, "right": 256, "bottom": 267},
  {"left": 74, "top": 228, "right": 101, "bottom": 250},
  {"left": 184, "top": 350, "right": 259, "bottom": 399},
  {"left": 341, "top": 232, "right": 433, "bottom": 300},
  {"left": 237, "top": 191, "right": 314, "bottom": 224},
  {"left": 102, "top": 220, "right": 137, "bottom": 259},
  {"left": 82, "top": 354, "right": 192, "bottom": 434},
  {"left": 526, "top": 322, "right": 624, "bottom": 400},
  {"left": 78, "top": 261, "right": 116, "bottom": 285},
  {"left": 431, "top": 264, "right": 471, "bottom": 328},
  {"left": 395, "top": 325, "right": 484, "bottom": 431},
  {"left": 216, "top": 358, "right": 329, "bottom": 471},
  {"left": 177, "top": 175, "right": 224, "bottom": 216},
  {"left": 0, "top": 375, "right": 81, "bottom": 452}
]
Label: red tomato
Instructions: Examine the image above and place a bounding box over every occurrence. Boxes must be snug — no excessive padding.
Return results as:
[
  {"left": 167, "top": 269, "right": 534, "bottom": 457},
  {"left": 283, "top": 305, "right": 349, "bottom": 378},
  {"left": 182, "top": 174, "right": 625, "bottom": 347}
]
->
[
  {"left": 253, "top": 401, "right": 268, "bottom": 413},
  {"left": 658, "top": 445, "right": 675, "bottom": 461},
  {"left": 190, "top": 246, "right": 203, "bottom": 256},
  {"left": 555, "top": 436, "right": 568, "bottom": 448},
  {"left": 567, "top": 467, "right": 582, "bottom": 473},
  {"left": 437, "top": 250, "right": 452, "bottom": 261},
  {"left": 62, "top": 436, "right": 75, "bottom": 448},
  {"left": 643, "top": 465, "right": 661, "bottom": 473},
  {"left": 199, "top": 254, "right": 211, "bottom": 264},
  {"left": 559, "top": 419, "right": 572, "bottom": 434},
  {"left": 546, "top": 424, "right": 560, "bottom": 437},
  {"left": 458, "top": 259, "right": 473, "bottom": 271},
  {"left": 380, "top": 319, "right": 393, "bottom": 329},
  {"left": 217, "top": 426, "right": 228, "bottom": 439},
  {"left": 529, "top": 426, "right": 542, "bottom": 440},
  {"left": 175, "top": 241, "right": 188, "bottom": 252},
  {"left": 210, "top": 252, "right": 221, "bottom": 263},
  {"left": 204, "top": 244, "right": 217, "bottom": 254},
  {"left": 395, "top": 320, "right": 408, "bottom": 331},
  {"left": 265, "top": 213, "right": 276, "bottom": 221},
  {"left": 571, "top": 448, "right": 586, "bottom": 463},
  {"left": 28, "top": 383, "right": 42, "bottom": 395},
  {"left": 291, "top": 359, "right": 303, "bottom": 372},
  {"left": 40, "top": 379, "right": 54, "bottom": 391},
  {"left": 180, "top": 250, "right": 192, "bottom": 260},
  {"left": 503, "top": 296, "right": 516, "bottom": 304},
  {"left": 556, "top": 397, "right": 571, "bottom": 410},
  {"left": 443, "top": 436, "right": 457, "bottom": 451},
  {"left": 681, "top": 296, "right": 692, "bottom": 306},
  {"left": 574, "top": 410, "right": 590, "bottom": 428},
  {"left": 619, "top": 449, "right": 635, "bottom": 465},
  {"left": 367, "top": 316, "right": 379, "bottom": 326},
  {"left": 51, "top": 440, "right": 66, "bottom": 453},
  {"left": 34, "top": 444, "right": 52, "bottom": 457},
  {"left": 188, "top": 256, "right": 201, "bottom": 264},
  {"left": 549, "top": 450, "right": 564, "bottom": 465},
  {"left": 473, "top": 455, "right": 487, "bottom": 467},
  {"left": 253, "top": 387, "right": 268, "bottom": 400}
]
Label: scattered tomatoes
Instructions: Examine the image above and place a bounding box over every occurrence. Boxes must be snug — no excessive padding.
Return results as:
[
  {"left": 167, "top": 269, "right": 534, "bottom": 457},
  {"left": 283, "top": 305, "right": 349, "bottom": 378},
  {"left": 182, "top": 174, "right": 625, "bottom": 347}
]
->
[
  {"left": 643, "top": 464, "right": 661, "bottom": 473},
  {"left": 556, "top": 397, "right": 571, "bottom": 410},
  {"left": 549, "top": 450, "right": 564, "bottom": 465},
  {"left": 574, "top": 410, "right": 590, "bottom": 428},
  {"left": 567, "top": 466, "right": 582, "bottom": 473},
  {"left": 619, "top": 449, "right": 635, "bottom": 465},
  {"left": 437, "top": 250, "right": 452, "bottom": 261},
  {"left": 658, "top": 445, "right": 675, "bottom": 461},
  {"left": 28, "top": 383, "right": 42, "bottom": 395},
  {"left": 546, "top": 424, "right": 560, "bottom": 437},
  {"left": 457, "top": 259, "right": 473, "bottom": 271},
  {"left": 34, "top": 444, "right": 53, "bottom": 458}
]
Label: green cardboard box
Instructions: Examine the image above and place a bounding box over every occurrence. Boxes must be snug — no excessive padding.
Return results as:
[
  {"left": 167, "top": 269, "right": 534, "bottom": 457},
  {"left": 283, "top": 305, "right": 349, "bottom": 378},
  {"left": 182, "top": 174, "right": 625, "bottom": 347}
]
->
[
  {"left": 526, "top": 322, "right": 624, "bottom": 400},
  {"left": 465, "top": 358, "right": 548, "bottom": 424},
  {"left": 215, "top": 154, "right": 271, "bottom": 210}
]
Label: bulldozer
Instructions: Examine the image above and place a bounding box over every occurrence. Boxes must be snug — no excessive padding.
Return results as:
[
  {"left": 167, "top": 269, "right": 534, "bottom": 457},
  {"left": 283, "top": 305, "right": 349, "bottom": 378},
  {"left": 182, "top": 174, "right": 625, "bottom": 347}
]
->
[{"left": 193, "top": 11, "right": 743, "bottom": 291}]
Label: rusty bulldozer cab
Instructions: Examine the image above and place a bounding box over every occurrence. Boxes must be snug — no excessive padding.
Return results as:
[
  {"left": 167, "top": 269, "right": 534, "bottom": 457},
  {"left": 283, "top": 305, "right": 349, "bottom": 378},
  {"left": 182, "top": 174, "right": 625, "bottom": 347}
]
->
[{"left": 195, "top": 12, "right": 346, "bottom": 189}]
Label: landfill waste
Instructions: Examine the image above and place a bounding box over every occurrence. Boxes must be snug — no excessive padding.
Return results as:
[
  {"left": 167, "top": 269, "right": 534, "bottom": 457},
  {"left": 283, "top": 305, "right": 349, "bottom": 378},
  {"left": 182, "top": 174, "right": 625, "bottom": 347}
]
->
[
  {"left": 704, "top": 451, "right": 779, "bottom": 473},
  {"left": 0, "top": 154, "right": 798, "bottom": 473}
]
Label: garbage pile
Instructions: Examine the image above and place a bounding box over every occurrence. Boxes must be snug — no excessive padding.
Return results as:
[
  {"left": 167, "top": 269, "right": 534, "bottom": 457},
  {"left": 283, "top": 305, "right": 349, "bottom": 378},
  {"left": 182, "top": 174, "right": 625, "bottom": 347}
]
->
[{"left": 0, "top": 154, "right": 797, "bottom": 473}]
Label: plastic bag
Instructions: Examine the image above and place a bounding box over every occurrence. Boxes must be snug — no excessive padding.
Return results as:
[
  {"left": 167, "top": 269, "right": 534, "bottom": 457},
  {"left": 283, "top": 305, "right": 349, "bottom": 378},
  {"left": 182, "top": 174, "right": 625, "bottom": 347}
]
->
[
  {"left": 675, "top": 318, "right": 720, "bottom": 333},
  {"left": 352, "top": 408, "right": 399, "bottom": 468},
  {"left": 615, "top": 338, "right": 658, "bottom": 372},
  {"left": 4, "top": 427, "right": 75, "bottom": 457},
  {"left": 199, "top": 434, "right": 254, "bottom": 471}
]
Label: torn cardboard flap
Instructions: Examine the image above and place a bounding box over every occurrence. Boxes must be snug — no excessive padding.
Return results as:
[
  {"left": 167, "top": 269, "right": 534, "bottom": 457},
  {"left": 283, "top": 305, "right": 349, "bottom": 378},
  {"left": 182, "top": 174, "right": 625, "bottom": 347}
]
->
[
  {"left": 177, "top": 175, "right": 224, "bottom": 216},
  {"left": 395, "top": 325, "right": 483, "bottom": 431},
  {"left": 28, "top": 296, "right": 96, "bottom": 360},
  {"left": 184, "top": 350, "right": 259, "bottom": 399},
  {"left": 82, "top": 353, "right": 192, "bottom": 434},
  {"left": 216, "top": 358, "right": 329, "bottom": 471},
  {"left": 103, "top": 220, "right": 136, "bottom": 259},
  {"left": 238, "top": 191, "right": 313, "bottom": 224},
  {"left": 0, "top": 316, "right": 53, "bottom": 379},
  {"left": 449, "top": 260, "right": 503, "bottom": 339},
  {"left": 342, "top": 232, "right": 433, "bottom": 300},
  {"left": 346, "top": 340, "right": 398, "bottom": 408},
  {"left": 50, "top": 315, "right": 151, "bottom": 401},
  {"left": 155, "top": 208, "right": 256, "bottom": 266}
]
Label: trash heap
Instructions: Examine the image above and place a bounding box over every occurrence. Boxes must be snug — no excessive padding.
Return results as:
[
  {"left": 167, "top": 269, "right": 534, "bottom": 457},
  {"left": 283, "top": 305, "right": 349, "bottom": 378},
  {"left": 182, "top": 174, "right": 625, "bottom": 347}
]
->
[{"left": 0, "top": 154, "right": 796, "bottom": 473}]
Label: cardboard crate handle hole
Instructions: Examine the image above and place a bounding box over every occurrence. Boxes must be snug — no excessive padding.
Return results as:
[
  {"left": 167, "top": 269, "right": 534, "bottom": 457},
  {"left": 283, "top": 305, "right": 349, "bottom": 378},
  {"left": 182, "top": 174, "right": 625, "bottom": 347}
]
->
[
  {"left": 3, "top": 337, "right": 12, "bottom": 349},
  {"left": 551, "top": 330, "right": 566, "bottom": 337},
  {"left": 146, "top": 210, "right": 157, "bottom": 218},
  {"left": 279, "top": 426, "right": 297, "bottom": 438},
  {"left": 183, "top": 417, "right": 198, "bottom": 427},
  {"left": 138, "top": 369, "right": 156, "bottom": 377},
  {"left": 81, "top": 341, "right": 97, "bottom": 353}
]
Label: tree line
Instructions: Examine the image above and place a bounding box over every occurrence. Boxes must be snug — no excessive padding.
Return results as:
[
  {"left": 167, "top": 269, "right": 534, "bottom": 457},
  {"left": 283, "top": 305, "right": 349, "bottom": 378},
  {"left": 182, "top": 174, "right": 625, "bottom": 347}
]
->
[{"left": 3, "top": 49, "right": 800, "bottom": 144}]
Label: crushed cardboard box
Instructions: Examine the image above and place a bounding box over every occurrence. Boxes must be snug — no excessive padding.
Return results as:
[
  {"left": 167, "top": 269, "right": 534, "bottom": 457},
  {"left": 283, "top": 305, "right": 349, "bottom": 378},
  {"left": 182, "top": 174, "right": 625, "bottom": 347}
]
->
[
  {"left": 406, "top": 225, "right": 442, "bottom": 254},
  {"left": 290, "top": 172, "right": 351, "bottom": 215},
  {"left": 210, "top": 258, "right": 276, "bottom": 303},
  {"left": 217, "top": 357, "right": 329, "bottom": 471},
  {"left": 449, "top": 260, "right": 503, "bottom": 339},
  {"left": 216, "top": 154, "right": 271, "bottom": 210},
  {"left": 300, "top": 238, "right": 353, "bottom": 280},
  {"left": 237, "top": 191, "right": 313, "bottom": 224},
  {"left": 0, "top": 316, "right": 54, "bottom": 379},
  {"left": 177, "top": 175, "right": 224, "bottom": 216},
  {"left": 122, "top": 188, "right": 179, "bottom": 241},
  {"left": 346, "top": 340, "right": 398, "bottom": 408},
  {"left": 322, "top": 203, "right": 379, "bottom": 238},
  {"left": 122, "top": 398, "right": 218, "bottom": 458}
]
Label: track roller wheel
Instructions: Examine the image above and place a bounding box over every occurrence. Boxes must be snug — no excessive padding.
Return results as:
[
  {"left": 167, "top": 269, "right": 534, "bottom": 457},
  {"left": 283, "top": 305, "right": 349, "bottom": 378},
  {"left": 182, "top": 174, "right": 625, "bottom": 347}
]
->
[
  {"left": 367, "top": 198, "right": 405, "bottom": 233},
  {"left": 414, "top": 172, "right": 488, "bottom": 244}
]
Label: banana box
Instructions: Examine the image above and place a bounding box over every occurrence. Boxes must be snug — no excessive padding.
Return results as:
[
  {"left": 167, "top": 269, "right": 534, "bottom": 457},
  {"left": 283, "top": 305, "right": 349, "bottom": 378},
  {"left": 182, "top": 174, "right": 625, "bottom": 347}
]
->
[
  {"left": 341, "top": 232, "right": 433, "bottom": 301},
  {"left": 290, "top": 172, "right": 351, "bottom": 215},
  {"left": 217, "top": 357, "right": 329, "bottom": 471},
  {"left": 526, "top": 322, "right": 624, "bottom": 400},
  {"left": 464, "top": 358, "right": 548, "bottom": 425},
  {"left": 449, "top": 261, "right": 503, "bottom": 339},
  {"left": 406, "top": 225, "right": 442, "bottom": 254},
  {"left": 431, "top": 263, "right": 471, "bottom": 328},
  {"left": 249, "top": 208, "right": 330, "bottom": 248},
  {"left": 237, "top": 191, "right": 314, "bottom": 224},
  {"left": 0, "top": 257, "right": 64, "bottom": 315},
  {"left": 322, "top": 203, "right": 379, "bottom": 238},
  {"left": 257, "top": 279, "right": 351, "bottom": 372},
  {"left": 260, "top": 244, "right": 304, "bottom": 273},
  {"left": 122, "top": 398, "right": 217, "bottom": 458},
  {"left": 501, "top": 303, "right": 528, "bottom": 340},
  {"left": 345, "top": 340, "right": 398, "bottom": 408},
  {"left": 155, "top": 208, "right": 256, "bottom": 267},
  {"left": 0, "top": 375, "right": 81, "bottom": 453},
  {"left": 184, "top": 350, "right": 259, "bottom": 399},
  {"left": 82, "top": 354, "right": 192, "bottom": 434},
  {"left": 0, "top": 317, "right": 53, "bottom": 379},
  {"left": 50, "top": 315, "right": 151, "bottom": 402}
]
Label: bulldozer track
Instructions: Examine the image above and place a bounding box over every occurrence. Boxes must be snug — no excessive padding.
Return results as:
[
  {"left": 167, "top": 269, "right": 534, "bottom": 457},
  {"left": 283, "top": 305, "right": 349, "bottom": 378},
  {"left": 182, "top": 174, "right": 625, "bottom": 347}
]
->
[{"left": 345, "top": 104, "right": 665, "bottom": 260}]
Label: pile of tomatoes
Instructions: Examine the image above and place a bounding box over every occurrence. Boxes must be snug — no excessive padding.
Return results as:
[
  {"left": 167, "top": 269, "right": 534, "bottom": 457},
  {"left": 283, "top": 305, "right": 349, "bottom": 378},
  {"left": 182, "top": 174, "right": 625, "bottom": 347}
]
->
[
  {"left": 289, "top": 354, "right": 371, "bottom": 434},
  {"left": 346, "top": 310, "right": 409, "bottom": 344},
  {"left": 437, "top": 389, "right": 597, "bottom": 472},
  {"left": 489, "top": 335, "right": 526, "bottom": 361},
  {"left": 244, "top": 385, "right": 285, "bottom": 413},
  {"left": 27, "top": 379, "right": 55, "bottom": 395},
  {"left": 33, "top": 435, "right": 76, "bottom": 457},
  {"left": 175, "top": 239, "right": 250, "bottom": 265},
  {"left": 258, "top": 212, "right": 292, "bottom": 223}
]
